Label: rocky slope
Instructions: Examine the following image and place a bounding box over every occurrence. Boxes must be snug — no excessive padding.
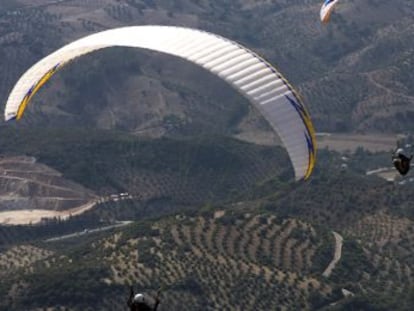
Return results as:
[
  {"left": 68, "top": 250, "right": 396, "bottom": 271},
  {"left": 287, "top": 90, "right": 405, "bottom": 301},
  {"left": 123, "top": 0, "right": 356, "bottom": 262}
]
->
[{"left": 0, "top": 155, "right": 96, "bottom": 223}]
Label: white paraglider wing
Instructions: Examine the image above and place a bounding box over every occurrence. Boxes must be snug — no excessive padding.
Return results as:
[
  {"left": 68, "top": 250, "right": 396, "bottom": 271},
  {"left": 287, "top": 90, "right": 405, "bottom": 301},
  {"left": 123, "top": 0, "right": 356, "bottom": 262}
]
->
[
  {"left": 4, "top": 25, "right": 316, "bottom": 180},
  {"left": 320, "top": 0, "right": 339, "bottom": 24}
]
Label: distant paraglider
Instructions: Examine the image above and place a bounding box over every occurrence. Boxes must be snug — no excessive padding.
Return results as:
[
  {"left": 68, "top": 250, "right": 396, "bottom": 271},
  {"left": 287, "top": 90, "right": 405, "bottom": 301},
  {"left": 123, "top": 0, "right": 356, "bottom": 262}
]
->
[
  {"left": 392, "top": 147, "right": 413, "bottom": 176},
  {"left": 320, "top": 0, "right": 340, "bottom": 24},
  {"left": 4, "top": 25, "right": 317, "bottom": 181},
  {"left": 128, "top": 286, "right": 160, "bottom": 311}
]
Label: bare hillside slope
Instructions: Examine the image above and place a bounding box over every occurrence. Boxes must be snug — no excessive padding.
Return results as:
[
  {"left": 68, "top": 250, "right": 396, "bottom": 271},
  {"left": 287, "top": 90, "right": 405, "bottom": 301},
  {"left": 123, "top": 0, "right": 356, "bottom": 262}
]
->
[{"left": 0, "top": 155, "right": 96, "bottom": 224}]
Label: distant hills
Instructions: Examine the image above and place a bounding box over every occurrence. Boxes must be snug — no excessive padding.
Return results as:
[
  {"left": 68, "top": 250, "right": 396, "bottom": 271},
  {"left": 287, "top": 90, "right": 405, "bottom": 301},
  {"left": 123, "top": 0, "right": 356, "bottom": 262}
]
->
[{"left": 0, "top": 0, "right": 413, "bottom": 135}]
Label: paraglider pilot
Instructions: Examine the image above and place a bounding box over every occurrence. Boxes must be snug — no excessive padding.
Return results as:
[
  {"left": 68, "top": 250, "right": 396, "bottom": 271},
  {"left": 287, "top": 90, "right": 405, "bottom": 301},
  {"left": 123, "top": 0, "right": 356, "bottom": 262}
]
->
[
  {"left": 128, "top": 286, "right": 160, "bottom": 311},
  {"left": 392, "top": 148, "right": 412, "bottom": 176}
]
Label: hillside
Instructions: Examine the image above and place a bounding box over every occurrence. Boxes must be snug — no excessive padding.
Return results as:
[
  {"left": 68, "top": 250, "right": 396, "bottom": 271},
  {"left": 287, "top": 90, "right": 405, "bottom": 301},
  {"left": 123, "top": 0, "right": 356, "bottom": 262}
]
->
[
  {"left": 0, "top": 127, "right": 291, "bottom": 205},
  {"left": 0, "top": 155, "right": 96, "bottom": 224},
  {"left": 0, "top": 164, "right": 414, "bottom": 310},
  {"left": 0, "top": 209, "right": 338, "bottom": 310},
  {"left": 0, "top": 0, "right": 412, "bottom": 135}
]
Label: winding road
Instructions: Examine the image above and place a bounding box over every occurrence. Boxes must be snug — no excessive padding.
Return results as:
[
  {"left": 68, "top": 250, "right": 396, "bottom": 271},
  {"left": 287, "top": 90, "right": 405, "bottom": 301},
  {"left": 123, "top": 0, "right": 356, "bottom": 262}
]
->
[
  {"left": 44, "top": 221, "right": 133, "bottom": 242},
  {"left": 322, "top": 231, "right": 344, "bottom": 278}
]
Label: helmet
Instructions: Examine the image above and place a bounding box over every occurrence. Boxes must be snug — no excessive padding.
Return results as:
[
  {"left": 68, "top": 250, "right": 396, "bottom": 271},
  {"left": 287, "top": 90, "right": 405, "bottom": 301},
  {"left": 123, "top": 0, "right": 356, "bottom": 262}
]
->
[
  {"left": 396, "top": 148, "right": 405, "bottom": 156},
  {"left": 133, "top": 293, "right": 145, "bottom": 303}
]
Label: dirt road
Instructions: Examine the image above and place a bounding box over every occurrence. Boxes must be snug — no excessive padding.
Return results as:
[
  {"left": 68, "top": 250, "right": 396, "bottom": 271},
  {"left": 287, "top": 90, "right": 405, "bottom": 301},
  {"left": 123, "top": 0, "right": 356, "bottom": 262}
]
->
[
  {"left": 0, "top": 200, "right": 97, "bottom": 225},
  {"left": 317, "top": 133, "right": 395, "bottom": 152},
  {"left": 322, "top": 231, "right": 344, "bottom": 278}
]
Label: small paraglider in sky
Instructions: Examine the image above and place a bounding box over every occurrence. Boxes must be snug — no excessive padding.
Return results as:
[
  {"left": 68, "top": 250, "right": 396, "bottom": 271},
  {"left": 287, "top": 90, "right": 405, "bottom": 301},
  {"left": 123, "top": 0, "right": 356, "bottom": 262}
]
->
[{"left": 320, "top": 0, "right": 340, "bottom": 24}]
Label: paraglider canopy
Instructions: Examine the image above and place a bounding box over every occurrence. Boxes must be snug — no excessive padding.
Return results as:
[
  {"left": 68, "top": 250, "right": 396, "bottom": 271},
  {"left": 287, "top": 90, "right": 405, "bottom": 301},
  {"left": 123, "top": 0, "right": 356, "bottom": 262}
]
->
[
  {"left": 320, "top": 0, "right": 340, "bottom": 24},
  {"left": 4, "top": 25, "right": 317, "bottom": 181}
]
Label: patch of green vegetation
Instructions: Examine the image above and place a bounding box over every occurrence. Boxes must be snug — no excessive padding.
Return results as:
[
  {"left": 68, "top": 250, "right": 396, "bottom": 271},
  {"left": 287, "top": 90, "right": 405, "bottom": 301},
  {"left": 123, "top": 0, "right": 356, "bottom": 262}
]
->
[
  {"left": 310, "top": 228, "right": 334, "bottom": 275},
  {"left": 330, "top": 240, "right": 374, "bottom": 283},
  {"left": 328, "top": 286, "right": 414, "bottom": 311},
  {"left": 0, "top": 127, "right": 286, "bottom": 204},
  {"left": 19, "top": 263, "right": 113, "bottom": 309}
]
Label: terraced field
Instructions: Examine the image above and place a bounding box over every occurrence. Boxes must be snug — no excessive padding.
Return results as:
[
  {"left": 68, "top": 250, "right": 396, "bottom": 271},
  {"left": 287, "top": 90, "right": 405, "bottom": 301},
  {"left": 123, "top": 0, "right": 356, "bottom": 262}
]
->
[
  {"left": 117, "top": 146, "right": 287, "bottom": 204},
  {"left": 87, "top": 213, "right": 329, "bottom": 310},
  {"left": 0, "top": 155, "right": 97, "bottom": 224},
  {"left": 342, "top": 212, "right": 414, "bottom": 299},
  {"left": 346, "top": 212, "right": 412, "bottom": 247},
  {"left": 0, "top": 211, "right": 333, "bottom": 310},
  {"left": 0, "top": 245, "right": 54, "bottom": 275},
  {"left": 2, "top": 190, "right": 414, "bottom": 310}
]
